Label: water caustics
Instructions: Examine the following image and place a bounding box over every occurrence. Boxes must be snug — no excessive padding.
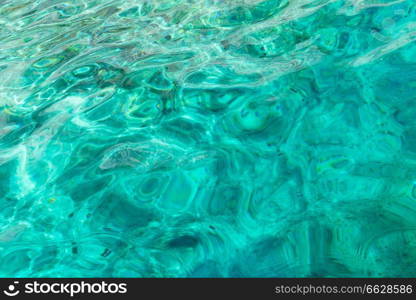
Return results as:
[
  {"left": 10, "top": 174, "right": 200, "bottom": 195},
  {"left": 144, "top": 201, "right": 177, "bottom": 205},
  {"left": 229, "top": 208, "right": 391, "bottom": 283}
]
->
[{"left": 1, "top": 0, "right": 416, "bottom": 277}]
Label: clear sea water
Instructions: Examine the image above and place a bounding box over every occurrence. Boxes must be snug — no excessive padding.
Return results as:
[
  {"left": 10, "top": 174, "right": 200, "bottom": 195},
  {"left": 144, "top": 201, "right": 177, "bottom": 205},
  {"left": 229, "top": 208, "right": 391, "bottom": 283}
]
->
[{"left": 1, "top": 0, "right": 416, "bottom": 277}]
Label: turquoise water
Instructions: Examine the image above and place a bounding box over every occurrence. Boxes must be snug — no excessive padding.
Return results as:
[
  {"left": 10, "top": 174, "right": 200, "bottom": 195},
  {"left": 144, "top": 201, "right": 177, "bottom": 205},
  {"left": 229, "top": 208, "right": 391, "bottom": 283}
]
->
[{"left": 1, "top": 0, "right": 416, "bottom": 277}]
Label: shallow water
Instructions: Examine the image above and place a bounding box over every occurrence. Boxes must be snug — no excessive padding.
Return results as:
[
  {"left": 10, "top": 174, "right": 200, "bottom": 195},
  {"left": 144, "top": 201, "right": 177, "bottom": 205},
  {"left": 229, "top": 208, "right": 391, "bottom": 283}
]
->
[{"left": 1, "top": 0, "right": 416, "bottom": 277}]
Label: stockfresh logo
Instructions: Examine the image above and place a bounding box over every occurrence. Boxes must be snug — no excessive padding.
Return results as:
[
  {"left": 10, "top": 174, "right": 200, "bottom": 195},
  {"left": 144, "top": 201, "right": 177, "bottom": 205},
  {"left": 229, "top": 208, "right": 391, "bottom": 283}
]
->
[
  {"left": 3, "top": 281, "right": 127, "bottom": 297},
  {"left": 3, "top": 281, "right": 20, "bottom": 297}
]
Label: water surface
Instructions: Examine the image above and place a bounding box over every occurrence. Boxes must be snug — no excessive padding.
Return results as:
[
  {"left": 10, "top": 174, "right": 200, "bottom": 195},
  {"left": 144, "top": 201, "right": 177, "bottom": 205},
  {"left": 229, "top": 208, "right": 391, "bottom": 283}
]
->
[{"left": 1, "top": 0, "right": 416, "bottom": 277}]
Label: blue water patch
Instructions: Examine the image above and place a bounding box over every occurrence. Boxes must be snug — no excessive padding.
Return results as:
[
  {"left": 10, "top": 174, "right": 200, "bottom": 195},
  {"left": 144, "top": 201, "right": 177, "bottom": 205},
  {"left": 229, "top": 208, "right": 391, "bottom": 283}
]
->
[{"left": 0, "top": 0, "right": 416, "bottom": 277}]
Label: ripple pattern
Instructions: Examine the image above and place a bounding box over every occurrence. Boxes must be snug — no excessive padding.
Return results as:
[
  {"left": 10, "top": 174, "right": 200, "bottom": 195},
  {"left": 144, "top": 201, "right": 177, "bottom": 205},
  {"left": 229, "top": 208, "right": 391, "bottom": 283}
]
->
[{"left": 1, "top": 0, "right": 416, "bottom": 277}]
